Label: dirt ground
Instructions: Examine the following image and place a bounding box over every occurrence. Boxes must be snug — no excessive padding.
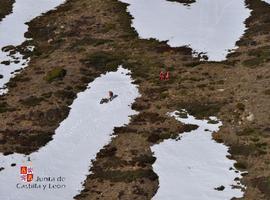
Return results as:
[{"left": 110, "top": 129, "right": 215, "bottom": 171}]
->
[
  {"left": 0, "top": 0, "right": 269, "bottom": 199},
  {"left": 0, "top": 0, "right": 14, "bottom": 21}
]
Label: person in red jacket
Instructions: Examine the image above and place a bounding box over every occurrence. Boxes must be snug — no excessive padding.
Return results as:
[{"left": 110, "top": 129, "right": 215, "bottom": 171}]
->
[
  {"left": 109, "top": 91, "right": 113, "bottom": 101},
  {"left": 160, "top": 71, "right": 165, "bottom": 80},
  {"left": 165, "top": 71, "right": 170, "bottom": 80}
]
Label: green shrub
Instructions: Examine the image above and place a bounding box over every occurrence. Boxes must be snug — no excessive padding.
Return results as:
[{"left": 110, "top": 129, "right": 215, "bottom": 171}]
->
[
  {"left": 236, "top": 102, "right": 245, "bottom": 111},
  {"left": 20, "top": 96, "right": 44, "bottom": 107},
  {"left": 44, "top": 68, "right": 66, "bottom": 83},
  {"left": 81, "top": 51, "right": 123, "bottom": 71},
  {"left": 234, "top": 162, "right": 247, "bottom": 170},
  {"left": 0, "top": 102, "right": 10, "bottom": 113},
  {"left": 91, "top": 169, "right": 158, "bottom": 183}
]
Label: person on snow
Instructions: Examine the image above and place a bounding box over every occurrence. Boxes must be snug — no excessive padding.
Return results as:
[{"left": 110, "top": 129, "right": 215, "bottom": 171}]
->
[{"left": 109, "top": 91, "right": 113, "bottom": 101}]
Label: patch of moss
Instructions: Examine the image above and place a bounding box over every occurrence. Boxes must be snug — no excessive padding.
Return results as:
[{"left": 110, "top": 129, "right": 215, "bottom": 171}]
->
[
  {"left": 175, "top": 110, "right": 188, "bottom": 118},
  {"left": 248, "top": 46, "right": 270, "bottom": 62},
  {"left": 208, "top": 119, "right": 219, "bottom": 124},
  {"left": 184, "top": 61, "right": 201, "bottom": 67},
  {"left": 183, "top": 124, "right": 199, "bottom": 132},
  {"left": 252, "top": 177, "right": 270, "bottom": 198},
  {"left": 80, "top": 51, "right": 123, "bottom": 71},
  {"left": 243, "top": 57, "right": 261, "bottom": 67},
  {"left": 69, "top": 37, "right": 112, "bottom": 49},
  {"left": 28, "top": 133, "right": 52, "bottom": 147},
  {"left": 91, "top": 169, "right": 158, "bottom": 183},
  {"left": 0, "top": 0, "right": 15, "bottom": 21},
  {"left": 54, "top": 90, "right": 76, "bottom": 100},
  {"left": 44, "top": 68, "right": 67, "bottom": 83},
  {"left": 236, "top": 127, "right": 255, "bottom": 136},
  {"left": 264, "top": 89, "right": 270, "bottom": 95},
  {"left": 20, "top": 96, "right": 44, "bottom": 107},
  {"left": 0, "top": 102, "right": 12, "bottom": 113},
  {"left": 166, "top": 0, "right": 196, "bottom": 6},
  {"left": 177, "top": 101, "right": 223, "bottom": 119},
  {"left": 234, "top": 162, "right": 247, "bottom": 170},
  {"left": 229, "top": 144, "right": 256, "bottom": 156},
  {"left": 236, "top": 102, "right": 245, "bottom": 111},
  {"left": 133, "top": 155, "right": 156, "bottom": 167}
]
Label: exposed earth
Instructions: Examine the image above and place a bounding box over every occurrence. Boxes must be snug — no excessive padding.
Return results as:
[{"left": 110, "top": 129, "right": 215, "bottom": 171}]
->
[
  {"left": 0, "top": 0, "right": 269, "bottom": 199},
  {"left": 0, "top": 0, "right": 14, "bottom": 21}
]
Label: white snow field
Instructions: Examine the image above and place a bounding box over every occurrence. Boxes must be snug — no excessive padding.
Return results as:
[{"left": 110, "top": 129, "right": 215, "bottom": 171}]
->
[
  {"left": 0, "top": 66, "right": 140, "bottom": 200},
  {"left": 151, "top": 110, "right": 245, "bottom": 200},
  {"left": 119, "top": 0, "right": 250, "bottom": 61},
  {"left": 0, "top": 0, "right": 64, "bottom": 94}
]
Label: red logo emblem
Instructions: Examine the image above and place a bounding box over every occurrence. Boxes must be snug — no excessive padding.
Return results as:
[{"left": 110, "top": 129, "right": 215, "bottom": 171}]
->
[{"left": 20, "top": 166, "right": 34, "bottom": 182}]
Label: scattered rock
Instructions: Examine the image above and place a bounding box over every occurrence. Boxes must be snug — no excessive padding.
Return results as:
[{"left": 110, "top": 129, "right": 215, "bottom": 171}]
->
[
  {"left": 1, "top": 45, "right": 15, "bottom": 52},
  {"left": 47, "top": 38, "right": 53, "bottom": 44},
  {"left": 1, "top": 60, "right": 11, "bottom": 65},
  {"left": 214, "top": 185, "right": 225, "bottom": 191},
  {"left": 246, "top": 112, "right": 254, "bottom": 122},
  {"left": 3, "top": 151, "right": 13, "bottom": 156},
  {"left": 217, "top": 88, "right": 225, "bottom": 92}
]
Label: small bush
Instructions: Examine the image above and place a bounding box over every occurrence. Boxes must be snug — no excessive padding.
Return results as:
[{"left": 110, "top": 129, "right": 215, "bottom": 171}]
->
[
  {"left": 20, "top": 96, "right": 43, "bottom": 107},
  {"left": 44, "top": 68, "right": 66, "bottom": 83},
  {"left": 91, "top": 169, "right": 158, "bottom": 183},
  {"left": 81, "top": 51, "right": 123, "bottom": 71},
  {"left": 264, "top": 89, "right": 270, "bottom": 95},
  {"left": 234, "top": 162, "right": 247, "bottom": 170},
  {"left": 236, "top": 102, "right": 245, "bottom": 111},
  {"left": 243, "top": 58, "right": 261, "bottom": 67},
  {"left": 0, "top": 102, "right": 14, "bottom": 113}
]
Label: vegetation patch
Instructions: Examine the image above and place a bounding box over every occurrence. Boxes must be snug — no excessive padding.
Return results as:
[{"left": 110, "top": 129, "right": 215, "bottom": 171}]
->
[
  {"left": 229, "top": 144, "right": 256, "bottom": 156},
  {"left": 44, "top": 68, "right": 67, "bottom": 83},
  {"left": 80, "top": 51, "right": 124, "bottom": 71},
  {"left": 236, "top": 102, "right": 245, "bottom": 111},
  {"left": 236, "top": 127, "right": 256, "bottom": 136},
  {"left": 90, "top": 169, "right": 158, "bottom": 183},
  {"left": 234, "top": 161, "right": 247, "bottom": 170},
  {"left": 243, "top": 57, "right": 261, "bottom": 67},
  {"left": 132, "top": 155, "right": 156, "bottom": 167},
  {"left": 177, "top": 101, "right": 223, "bottom": 119},
  {"left": 20, "top": 96, "right": 44, "bottom": 107},
  {"left": 0, "top": 102, "right": 15, "bottom": 113},
  {"left": 69, "top": 37, "right": 112, "bottom": 50},
  {"left": 166, "top": 0, "right": 196, "bottom": 6},
  {"left": 0, "top": 0, "right": 15, "bottom": 21},
  {"left": 252, "top": 177, "right": 270, "bottom": 198},
  {"left": 182, "top": 124, "right": 199, "bottom": 132},
  {"left": 264, "top": 89, "right": 270, "bottom": 95}
]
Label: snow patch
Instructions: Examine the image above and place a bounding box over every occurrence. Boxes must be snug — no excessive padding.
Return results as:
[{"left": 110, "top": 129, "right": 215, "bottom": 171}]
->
[
  {"left": 119, "top": 0, "right": 250, "bottom": 61},
  {"left": 151, "top": 110, "right": 246, "bottom": 200}
]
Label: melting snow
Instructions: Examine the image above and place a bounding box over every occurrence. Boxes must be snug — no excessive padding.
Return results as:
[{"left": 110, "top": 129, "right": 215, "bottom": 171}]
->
[
  {"left": 0, "top": 0, "right": 65, "bottom": 94},
  {"left": 151, "top": 110, "right": 245, "bottom": 200},
  {"left": 119, "top": 0, "right": 250, "bottom": 61},
  {"left": 0, "top": 66, "right": 140, "bottom": 200}
]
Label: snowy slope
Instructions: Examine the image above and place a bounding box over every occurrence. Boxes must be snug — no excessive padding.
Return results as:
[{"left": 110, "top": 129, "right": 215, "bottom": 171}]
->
[
  {"left": 151, "top": 110, "right": 245, "bottom": 200},
  {"left": 0, "top": 66, "right": 140, "bottom": 200},
  {"left": 119, "top": 0, "right": 250, "bottom": 61},
  {"left": 0, "top": 0, "right": 64, "bottom": 94}
]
